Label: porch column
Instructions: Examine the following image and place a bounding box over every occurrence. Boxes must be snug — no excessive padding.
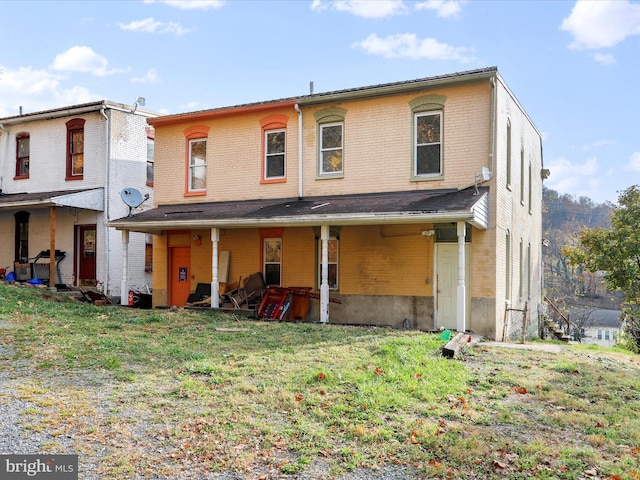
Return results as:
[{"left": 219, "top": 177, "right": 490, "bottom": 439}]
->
[
  {"left": 120, "top": 230, "right": 129, "bottom": 306},
  {"left": 49, "top": 206, "right": 56, "bottom": 289},
  {"left": 210, "top": 228, "right": 220, "bottom": 308},
  {"left": 456, "top": 221, "right": 466, "bottom": 333},
  {"left": 320, "top": 224, "right": 330, "bottom": 323}
]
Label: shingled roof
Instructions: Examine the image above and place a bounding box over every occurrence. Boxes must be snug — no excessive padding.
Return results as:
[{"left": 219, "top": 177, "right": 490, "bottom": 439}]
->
[{"left": 109, "top": 187, "right": 489, "bottom": 233}]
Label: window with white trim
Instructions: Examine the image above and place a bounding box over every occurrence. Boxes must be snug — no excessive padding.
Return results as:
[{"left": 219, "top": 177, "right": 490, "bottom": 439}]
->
[
  {"left": 414, "top": 111, "right": 442, "bottom": 176},
  {"left": 265, "top": 129, "right": 286, "bottom": 179},
  {"left": 318, "top": 237, "right": 339, "bottom": 290},
  {"left": 189, "top": 139, "right": 207, "bottom": 191},
  {"left": 320, "top": 122, "right": 343, "bottom": 175}
]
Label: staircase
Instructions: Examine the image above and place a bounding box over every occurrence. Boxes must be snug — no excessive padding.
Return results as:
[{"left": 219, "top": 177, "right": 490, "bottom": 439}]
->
[{"left": 543, "top": 317, "right": 572, "bottom": 342}]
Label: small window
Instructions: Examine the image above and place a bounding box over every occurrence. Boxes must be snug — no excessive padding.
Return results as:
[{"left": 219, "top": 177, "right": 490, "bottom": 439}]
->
[
  {"left": 604, "top": 330, "right": 610, "bottom": 341},
  {"left": 146, "top": 129, "right": 154, "bottom": 186},
  {"left": 66, "top": 118, "right": 85, "bottom": 180},
  {"left": 15, "top": 133, "right": 29, "bottom": 178},
  {"left": 145, "top": 234, "right": 153, "bottom": 273},
  {"left": 189, "top": 139, "right": 207, "bottom": 191},
  {"left": 320, "top": 122, "right": 343, "bottom": 175},
  {"left": 506, "top": 120, "right": 512, "bottom": 189},
  {"left": 318, "top": 238, "right": 339, "bottom": 290},
  {"left": 263, "top": 238, "right": 282, "bottom": 286},
  {"left": 597, "top": 330, "right": 602, "bottom": 340},
  {"left": 265, "top": 129, "right": 285, "bottom": 179},
  {"left": 520, "top": 147, "right": 525, "bottom": 205},
  {"left": 414, "top": 112, "right": 442, "bottom": 176}
]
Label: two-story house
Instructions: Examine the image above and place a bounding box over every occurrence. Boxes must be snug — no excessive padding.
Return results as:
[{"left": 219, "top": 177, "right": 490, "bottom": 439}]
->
[
  {"left": 111, "top": 67, "right": 545, "bottom": 340},
  {"left": 0, "top": 100, "right": 156, "bottom": 300}
]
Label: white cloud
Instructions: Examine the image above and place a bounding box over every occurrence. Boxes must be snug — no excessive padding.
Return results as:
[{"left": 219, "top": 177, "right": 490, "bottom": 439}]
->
[
  {"left": 353, "top": 33, "right": 474, "bottom": 62},
  {"left": 414, "top": 0, "right": 466, "bottom": 18},
  {"left": 581, "top": 139, "right": 615, "bottom": 151},
  {"left": 143, "top": 0, "right": 225, "bottom": 10},
  {"left": 545, "top": 155, "right": 604, "bottom": 198},
  {"left": 311, "top": 0, "right": 408, "bottom": 18},
  {"left": 624, "top": 152, "right": 640, "bottom": 172},
  {"left": 561, "top": 0, "right": 640, "bottom": 50},
  {"left": 119, "top": 17, "right": 194, "bottom": 35},
  {"left": 131, "top": 68, "right": 160, "bottom": 84},
  {"left": 593, "top": 52, "right": 616, "bottom": 65},
  {"left": 0, "top": 65, "right": 98, "bottom": 116},
  {"left": 51, "top": 46, "right": 127, "bottom": 76}
]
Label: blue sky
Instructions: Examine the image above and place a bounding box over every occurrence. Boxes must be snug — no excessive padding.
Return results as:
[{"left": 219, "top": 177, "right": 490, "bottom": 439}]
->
[{"left": 1, "top": 0, "right": 639, "bottom": 205}]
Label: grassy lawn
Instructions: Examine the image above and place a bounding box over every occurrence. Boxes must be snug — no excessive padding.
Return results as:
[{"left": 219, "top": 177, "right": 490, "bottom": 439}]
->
[{"left": 1, "top": 283, "right": 639, "bottom": 479}]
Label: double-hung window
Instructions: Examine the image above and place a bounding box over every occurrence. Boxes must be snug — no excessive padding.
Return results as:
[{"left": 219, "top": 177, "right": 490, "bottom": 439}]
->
[
  {"left": 414, "top": 111, "right": 442, "bottom": 176},
  {"left": 146, "top": 128, "right": 154, "bottom": 186},
  {"left": 66, "top": 118, "right": 85, "bottom": 180},
  {"left": 183, "top": 125, "right": 210, "bottom": 195},
  {"left": 319, "top": 237, "right": 339, "bottom": 290},
  {"left": 265, "top": 129, "right": 285, "bottom": 179},
  {"left": 320, "top": 122, "right": 343, "bottom": 175},
  {"left": 15, "top": 133, "right": 29, "bottom": 178},
  {"left": 189, "top": 139, "right": 207, "bottom": 191}
]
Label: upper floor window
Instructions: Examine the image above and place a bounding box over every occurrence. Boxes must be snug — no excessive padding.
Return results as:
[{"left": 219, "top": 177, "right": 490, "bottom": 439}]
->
[
  {"left": 66, "top": 118, "right": 85, "bottom": 181},
  {"left": 15, "top": 133, "right": 29, "bottom": 179},
  {"left": 409, "top": 94, "right": 446, "bottom": 180},
  {"left": 320, "top": 123, "right": 343, "bottom": 175},
  {"left": 506, "top": 120, "right": 512, "bottom": 189},
  {"left": 260, "top": 115, "right": 289, "bottom": 183},
  {"left": 520, "top": 147, "right": 525, "bottom": 205},
  {"left": 189, "top": 139, "right": 207, "bottom": 191},
  {"left": 265, "top": 129, "right": 286, "bottom": 179},
  {"left": 414, "top": 112, "right": 442, "bottom": 176},
  {"left": 146, "top": 127, "right": 154, "bottom": 186},
  {"left": 183, "top": 125, "right": 210, "bottom": 195},
  {"left": 314, "top": 107, "right": 347, "bottom": 178}
]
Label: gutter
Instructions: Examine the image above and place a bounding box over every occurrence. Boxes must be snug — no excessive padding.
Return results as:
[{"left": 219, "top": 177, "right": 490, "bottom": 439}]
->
[
  {"left": 295, "top": 104, "right": 303, "bottom": 199},
  {"left": 488, "top": 75, "right": 497, "bottom": 180},
  {"left": 109, "top": 210, "right": 477, "bottom": 233}
]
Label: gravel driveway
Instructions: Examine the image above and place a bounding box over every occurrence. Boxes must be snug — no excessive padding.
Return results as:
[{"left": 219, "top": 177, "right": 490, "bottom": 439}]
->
[{"left": 0, "top": 321, "right": 418, "bottom": 480}]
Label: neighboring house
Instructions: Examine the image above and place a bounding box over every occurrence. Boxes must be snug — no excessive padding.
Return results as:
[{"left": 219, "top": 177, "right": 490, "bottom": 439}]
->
[
  {"left": 571, "top": 308, "right": 622, "bottom": 347},
  {"left": 110, "top": 67, "right": 546, "bottom": 340},
  {"left": 0, "top": 100, "right": 157, "bottom": 300}
]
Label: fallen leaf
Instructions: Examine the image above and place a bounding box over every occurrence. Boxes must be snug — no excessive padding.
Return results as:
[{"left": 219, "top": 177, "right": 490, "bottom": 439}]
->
[
  {"left": 584, "top": 468, "right": 597, "bottom": 477},
  {"left": 295, "top": 393, "right": 303, "bottom": 402},
  {"left": 317, "top": 372, "right": 326, "bottom": 380},
  {"left": 374, "top": 367, "right": 383, "bottom": 375},
  {"left": 494, "top": 460, "right": 508, "bottom": 469},
  {"left": 514, "top": 386, "right": 527, "bottom": 394}
]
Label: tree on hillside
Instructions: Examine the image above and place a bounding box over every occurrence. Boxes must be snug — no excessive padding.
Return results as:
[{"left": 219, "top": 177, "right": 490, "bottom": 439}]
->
[
  {"left": 542, "top": 187, "right": 616, "bottom": 307},
  {"left": 562, "top": 185, "right": 640, "bottom": 351}
]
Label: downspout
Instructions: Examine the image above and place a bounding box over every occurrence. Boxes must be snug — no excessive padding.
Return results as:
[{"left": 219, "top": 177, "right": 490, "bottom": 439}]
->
[
  {"left": 487, "top": 76, "right": 497, "bottom": 180},
  {"left": 0, "top": 123, "right": 8, "bottom": 191},
  {"left": 100, "top": 106, "right": 111, "bottom": 296},
  {"left": 295, "top": 104, "right": 303, "bottom": 199}
]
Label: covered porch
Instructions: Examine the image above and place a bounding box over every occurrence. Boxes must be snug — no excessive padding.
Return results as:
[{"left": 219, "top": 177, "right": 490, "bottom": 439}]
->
[{"left": 110, "top": 187, "right": 489, "bottom": 332}]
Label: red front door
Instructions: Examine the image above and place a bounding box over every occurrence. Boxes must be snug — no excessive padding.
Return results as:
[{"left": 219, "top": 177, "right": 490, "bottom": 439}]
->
[
  {"left": 77, "top": 225, "right": 97, "bottom": 286},
  {"left": 169, "top": 246, "right": 191, "bottom": 306}
]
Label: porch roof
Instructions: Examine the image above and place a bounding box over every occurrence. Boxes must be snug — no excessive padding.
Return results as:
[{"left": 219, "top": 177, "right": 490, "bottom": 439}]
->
[
  {"left": 0, "top": 188, "right": 104, "bottom": 211},
  {"left": 109, "top": 187, "right": 489, "bottom": 234}
]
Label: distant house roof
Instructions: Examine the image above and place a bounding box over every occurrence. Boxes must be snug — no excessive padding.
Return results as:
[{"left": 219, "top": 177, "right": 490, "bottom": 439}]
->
[
  {"left": 109, "top": 187, "right": 489, "bottom": 234},
  {"left": 0, "top": 100, "right": 157, "bottom": 124},
  {"left": 571, "top": 308, "right": 622, "bottom": 328}
]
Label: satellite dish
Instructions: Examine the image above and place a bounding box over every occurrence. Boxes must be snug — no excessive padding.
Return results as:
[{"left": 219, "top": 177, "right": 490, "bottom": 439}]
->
[{"left": 120, "top": 188, "right": 149, "bottom": 216}]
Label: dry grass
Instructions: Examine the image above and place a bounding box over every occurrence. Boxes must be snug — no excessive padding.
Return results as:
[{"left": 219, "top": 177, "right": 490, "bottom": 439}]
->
[{"left": 1, "top": 283, "right": 640, "bottom": 479}]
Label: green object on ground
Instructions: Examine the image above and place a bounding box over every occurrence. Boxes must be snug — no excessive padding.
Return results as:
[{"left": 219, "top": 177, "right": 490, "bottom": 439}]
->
[{"left": 439, "top": 329, "right": 451, "bottom": 341}]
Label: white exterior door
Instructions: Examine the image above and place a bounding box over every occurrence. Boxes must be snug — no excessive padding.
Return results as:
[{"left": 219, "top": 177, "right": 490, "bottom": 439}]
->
[{"left": 436, "top": 243, "right": 471, "bottom": 330}]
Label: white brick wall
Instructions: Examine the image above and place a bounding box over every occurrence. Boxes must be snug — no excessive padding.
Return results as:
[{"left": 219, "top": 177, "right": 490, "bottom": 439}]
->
[{"left": 0, "top": 104, "right": 155, "bottom": 296}]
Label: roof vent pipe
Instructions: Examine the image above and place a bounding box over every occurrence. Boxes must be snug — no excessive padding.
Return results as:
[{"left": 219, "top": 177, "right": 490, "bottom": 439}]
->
[
  {"left": 310, "top": 81, "right": 314, "bottom": 95},
  {"left": 19, "top": 106, "right": 23, "bottom": 115}
]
